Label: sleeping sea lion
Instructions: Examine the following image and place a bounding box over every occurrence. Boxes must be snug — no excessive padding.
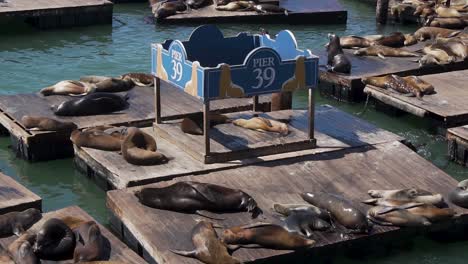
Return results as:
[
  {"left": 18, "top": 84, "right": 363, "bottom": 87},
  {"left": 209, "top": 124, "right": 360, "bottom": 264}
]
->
[
  {"left": 362, "top": 75, "right": 421, "bottom": 97},
  {"left": 232, "top": 116, "right": 288, "bottom": 135},
  {"left": 71, "top": 129, "right": 123, "bottom": 151},
  {"left": 121, "top": 127, "right": 168, "bottom": 166},
  {"left": 79, "top": 76, "right": 110, "bottom": 84},
  {"left": 280, "top": 211, "right": 332, "bottom": 236},
  {"left": 254, "top": 4, "right": 288, "bottom": 15},
  {"left": 449, "top": 179, "right": 468, "bottom": 208},
  {"left": 374, "top": 32, "right": 406, "bottom": 47},
  {"left": 186, "top": 0, "right": 210, "bottom": 9},
  {"left": 216, "top": 1, "right": 254, "bottom": 11},
  {"left": 326, "top": 33, "right": 351, "bottom": 73},
  {"left": 273, "top": 203, "right": 331, "bottom": 221},
  {"left": 34, "top": 218, "right": 76, "bottom": 260},
  {"left": 0, "top": 209, "right": 42, "bottom": 238},
  {"left": 367, "top": 205, "right": 432, "bottom": 227},
  {"left": 425, "top": 16, "right": 467, "bottom": 29},
  {"left": 367, "top": 188, "right": 444, "bottom": 207},
  {"left": 7, "top": 233, "right": 38, "bottom": 264},
  {"left": 120, "top": 72, "right": 154, "bottom": 86},
  {"left": 21, "top": 116, "right": 77, "bottom": 131},
  {"left": 339, "top": 36, "right": 374, "bottom": 49},
  {"left": 404, "top": 34, "right": 418, "bottom": 46},
  {"left": 171, "top": 221, "right": 240, "bottom": 264},
  {"left": 53, "top": 92, "right": 129, "bottom": 116},
  {"left": 403, "top": 76, "right": 436, "bottom": 95},
  {"left": 428, "top": 40, "right": 468, "bottom": 60},
  {"left": 422, "top": 45, "right": 456, "bottom": 64},
  {"left": 40, "top": 80, "right": 95, "bottom": 96},
  {"left": 354, "top": 45, "right": 419, "bottom": 59},
  {"left": 93, "top": 77, "right": 135, "bottom": 93},
  {"left": 180, "top": 113, "right": 230, "bottom": 135},
  {"left": 436, "top": 6, "right": 462, "bottom": 17},
  {"left": 221, "top": 222, "right": 315, "bottom": 250},
  {"left": 413, "top": 2, "right": 435, "bottom": 17},
  {"left": 135, "top": 181, "right": 262, "bottom": 218},
  {"left": 368, "top": 203, "right": 455, "bottom": 226},
  {"left": 73, "top": 221, "right": 106, "bottom": 262},
  {"left": 391, "top": 3, "right": 415, "bottom": 21},
  {"left": 413, "top": 27, "right": 461, "bottom": 41},
  {"left": 301, "top": 192, "right": 369, "bottom": 233}
]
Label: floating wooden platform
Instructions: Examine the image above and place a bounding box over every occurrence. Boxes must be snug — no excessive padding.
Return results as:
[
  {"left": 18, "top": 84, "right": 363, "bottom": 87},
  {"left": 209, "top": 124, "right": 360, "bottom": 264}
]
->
[
  {"left": 74, "top": 105, "right": 403, "bottom": 190},
  {"left": 364, "top": 70, "right": 468, "bottom": 127},
  {"left": 317, "top": 42, "right": 468, "bottom": 102},
  {"left": 0, "top": 83, "right": 269, "bottom": 161},
  {"left": 158, "top": 0, "right": 347, "bottom": 24},
  {"left": 0, "top": 206, "right": 146, "bottom": 263},
  {"left": 106, "top": 141, "right": 468, "bottom": 264},
  {"left": 0, "top": 172, "right": 41, "bottom": 215},
  {"left": 0, "top": 0, "right": 113, "bottom": 30},
  {"left": 448, "top": 125, "right": 468, "bottom": 167}
]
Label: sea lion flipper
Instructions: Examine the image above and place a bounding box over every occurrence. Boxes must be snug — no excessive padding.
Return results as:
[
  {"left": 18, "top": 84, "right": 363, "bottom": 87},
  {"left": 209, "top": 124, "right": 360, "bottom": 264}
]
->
[
  {"left": 377, "top": 53, "right": 386, "bottom": 60},
  {"left": 362, "top": 198, "right": 378, "bottom": 205},
  {"left": 170, "top": 249, "right": 198, "bottom": 257}
]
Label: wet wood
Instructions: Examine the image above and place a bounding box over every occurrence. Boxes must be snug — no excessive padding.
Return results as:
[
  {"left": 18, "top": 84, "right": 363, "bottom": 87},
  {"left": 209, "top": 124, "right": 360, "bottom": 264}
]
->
[
  {"left": 106, "top": 141, "right": 467, "bottom": 264},
  {"left": 447, "top": 125, "right": 468, "bottom": 166},
  {"left": 364, "top": 70, "right": 468, "bottom": 127},
  {"left": 73, "top": 105, "right": 402, "bottom": 189},
  {"left": 0, "top": 173, "right": 41, "bottom": 215},
  {"left": 0, "top": 206, "right": 146, "bottom": 263}
]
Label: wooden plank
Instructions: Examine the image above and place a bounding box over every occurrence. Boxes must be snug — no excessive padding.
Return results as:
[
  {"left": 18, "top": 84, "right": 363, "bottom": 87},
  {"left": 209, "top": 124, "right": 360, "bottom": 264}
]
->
[
  {"left": 364, "top": 70, "right": 468, "bottom": 127},
  {"left": 0, "top": 206, "right": 146, "bottom": 264},
  {"left": 0, "top": 0, "right": 112, "bottom": 14},
  {"left": 73, "top": 105, "right": 403, "bottom": 189},
  {"left": 0, "top": 173, "right": 41, "bottom": 215},
  {"left": 106, "top": 141, "right": 467, "bottom": 264}
]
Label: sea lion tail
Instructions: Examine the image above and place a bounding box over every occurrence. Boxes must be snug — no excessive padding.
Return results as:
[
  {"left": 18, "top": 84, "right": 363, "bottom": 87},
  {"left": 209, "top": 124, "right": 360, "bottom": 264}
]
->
[{"left": 169, "top": 249, "right": 197, "bottom": 257}]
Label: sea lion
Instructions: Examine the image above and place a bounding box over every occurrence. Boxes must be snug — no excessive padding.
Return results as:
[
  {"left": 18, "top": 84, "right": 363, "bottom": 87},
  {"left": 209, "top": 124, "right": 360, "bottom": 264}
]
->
[
  {"left": 273, "top": 203, "right": 331, "bottom": 221},
  {"left": 436, "top": 6, "right": 462, "bottom": 17},
  {"left": 73, "top": 221, "right": 106, "bottom": 262},
  {"left": 171, "top": 221, "right": 240, "bottom": 264},
  {"left": 367, "top": 205, "right": 432, "bottom": 227},
  {"left": 254, "top": 4, "right": 288, "bottom": 15},
  {"left": 362, "top": 75, "right": 422, "bottom": 97},
  {"left": 93, "top": 77, "right": 135, "bottom": 93},
  {"left": 403, "top": 76, "right": 435, "bottom": 95},
  {"left": 70, "top": 130, "right": 122, "bottom": 151},
  {"left": 428, "top": 39, "right": 468, "bottom": 60},
  {"left": 280, "top": 211, "right": 332, "bottom": 236},
  {"left": 425, "top": 16, "right": 467, "bottom": 29},
  {"left": 40, "top": 80, "right": 95, "bottom": 96},
  {"left": 367, "top": 188, "right": 444, "bottom": 206},
  {"left": 418, "top": 54, "right": 447, "bottom": 66},
  {"left": 232, "top": 116, "right": 289, "bottom": 135},
  {"left": 120, "top": 72, "right": 154, "bottom": 86},
  {"left": 34, "top": 218, "right": 76, "bottom": 260},
  {"left": 301, "top": 192, "right": 369, "bottom": 233},
  {"left": 422, "top": 45, "right": 456, "bottom": 64},
  {"left": 326, "top": 33, "right": 351, "bottom": 74},
  {"left": 413, "top": 26, "right": 461, "bottom": 41},
  {"left": 21, "top": 116, "right": 77, "bottom": 131},
  {"left": 121, "top": 127, "right": 168, "bottom": 166},
  {"left": 449, "top": 179, "right": 468, "bottom": 208},
  {"left": 135, "top": 181, "right": 262, "bottom": 218},
  {"left": 404, "top": 34, "right": 419, "bottom": 46},
  {"left": 391, "top": 3, "right": 415, "bottom": 21},
  {"left": 216, "top": 1, "right": 254, "bottom": 11},
  {"left": 154, "top": 4, "right": 177, "bottom": 19},
  {"left": 180, "top": 112, "right": 230, "bottom": 135},
  {"left": 7, "top": 233, "right": 38, "bottom": 264},
  {"left": 53, "top": 92, "right": 129, "bottom": 116},
  {"left": 221, "top": 223, "right": 315, "bottom": 250},
  {"left": 0, "top": 208, "right": 42, "bottom": 237},
  {"left": 186, "top": 0, "right": 210, "bottom": 9},
  {"left": 79, "top": 76, "right": 110, "bottom": 84},
  {"left": 354, "top": 45, "right": 419, "bottom": 59},
  {"left": 216, "top": 0, "right": 233, "bottom": 5},
  {"left": 339, "top": 36, "right": 374, "bottom": 49},
  {"left": 414, "top": 2, "right": 435, "bottom": 17},
  {"left": 374, "top": 32, "right": 406, "bottom": 47},
  {"left": 368, "top": 203, "right": 455, "bottom": 226}
]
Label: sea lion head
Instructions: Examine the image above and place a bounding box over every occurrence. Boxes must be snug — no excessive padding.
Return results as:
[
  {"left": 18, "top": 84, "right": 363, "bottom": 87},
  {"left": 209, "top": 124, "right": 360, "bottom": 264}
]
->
[
  {"left": 239, "top": 194, "right": 263, "bottom": 218},
  {"left": 73, "top": 222, "right": 102, "bottom": 262},
  {"left": 458, "top": 180, "right": 468, "bottom": 190},
  {"left": 16, "top": 208, "right": 42, "bottom": 230},
  {"left": 327, "top": 33, "right": 340, "bottom": 51}
]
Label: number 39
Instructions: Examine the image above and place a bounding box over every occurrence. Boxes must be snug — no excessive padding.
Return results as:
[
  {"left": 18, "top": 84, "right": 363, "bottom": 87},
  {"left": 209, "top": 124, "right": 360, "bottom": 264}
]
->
[
  {"left": 252, "top": 67, "right": 275, "bottom": 89},
  {"left": 170, "top": 60, "right": 183, "bottom": 81}
]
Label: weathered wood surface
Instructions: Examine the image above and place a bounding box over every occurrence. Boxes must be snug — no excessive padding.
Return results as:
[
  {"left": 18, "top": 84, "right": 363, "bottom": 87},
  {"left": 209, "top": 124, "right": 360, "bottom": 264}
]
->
[
  {"left": 107, "top": 141, "right": 467, "bottom": 264},
  {"left": 447, "top": 125, "right": 468, "bottom": 166},
  {"left": 74, "top": 105, "right": 403, "bottom": 189},
  {"left": 0, "top": 206, "right": 146, "bottom": 264},
  {"left": 0, "top": 173, "right": 41, "bottom": 215},
  {"left": 317, "top": 42, "right": 468, "bottom": 102},
  {"left": 160, "top": 0, "right": 347, "bottom": 24},
  {"left": 364, "top": 70, "right": 468, "bottom": 127}
]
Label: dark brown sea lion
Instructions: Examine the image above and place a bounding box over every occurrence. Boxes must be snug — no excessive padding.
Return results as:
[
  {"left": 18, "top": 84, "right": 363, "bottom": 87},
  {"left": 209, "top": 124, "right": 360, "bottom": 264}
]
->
[
  {"left": 135, "top": 181, "right": 262, "bottom": 218},
  {"left": 0, "top": 208, "right": 42, "bottom": 238},
  {"left": 301, "top": 192, "right": 369, "bottom": 233},
  {"left": 254, "top": 4, "right": 288, "bottom": 15},
  {"left": 233, "top": 117, "right": 288, "bottom": 135},
  {"left": 93, "top": 77, "right": 135, "bottom": 93},
  {"left": 403, "top": 76, "right": 436, "bottom": 96},
  {"left": 21, "top": 116, "right": 77, "bottom": 132},
  {"left": 186, "top": 0, "right": 211, "bottom": 9},
  {"left": 354, "top": 45, "right": 419, "bottom": 58},
  {"left": 413, "top": 26, "right": 461, "bottom": 41},
  {"left": 181, "top": 113, "right": 230, "bottom": 135},
  {"left": 73, "top": 221, "right": 106, "bottom": 262},
  {"left": 171, "top": 221, "right": 240, "bottom": 264},
  {"left": 154, "top": 4, "right": 177, "bottom": 19},
  {"left": 367, "top": 188, "right": 444, "bottom": 206},
  {"left": 40, "top": 80, "right": 95, "bottom": 96},
  {"left": 7, "top": 233, "right": 38, "bottom": 264},
  {"left": 325, "top": 33, "right": 351, "bottom": 74},
  {"left": 34, "top": 218, "right": 76, "bottom": 260},
  {"left": 374, "top": 32, "right": 406, "bottom": 47},
  {"left": 71, "top": 130, "right": 122, "bottom": 151},
  {"left": 121, "top": 127, "right": 168, "bottom": 166},
  {"left": 221, "top": 222, "right": 315, "bottom": 250},
  {"left": 391, "top": 3, "right": 415, "bottom": 21},
  {"left": 53, "top": 92, "right": 129, "bottom": 116},
  {"left": 362, "top": 75, "right": 422, "bottom": 97},
  {"left": 449, "top": 179, "right": 468, "bottom": 208},
  {"left": 339, "top": 36, "right": 374, "bottom": 49}
]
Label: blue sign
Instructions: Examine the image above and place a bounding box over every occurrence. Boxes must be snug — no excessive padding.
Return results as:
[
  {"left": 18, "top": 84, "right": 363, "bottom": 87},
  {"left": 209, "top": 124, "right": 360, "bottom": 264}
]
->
[{"left": 151, "top": 25, "right": 318, "bottom": 101}]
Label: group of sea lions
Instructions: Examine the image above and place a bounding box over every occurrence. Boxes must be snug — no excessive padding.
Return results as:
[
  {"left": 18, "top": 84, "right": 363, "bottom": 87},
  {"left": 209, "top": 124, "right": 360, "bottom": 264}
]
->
[
  {"left": 0, "top": 209, "right": 110, "bottom": 263},
  {"left": 215, "top": 1, "right": 288, "bottom": 15},
  {"left": 362, "top": 74, "right": 435, "bottom": 98}
]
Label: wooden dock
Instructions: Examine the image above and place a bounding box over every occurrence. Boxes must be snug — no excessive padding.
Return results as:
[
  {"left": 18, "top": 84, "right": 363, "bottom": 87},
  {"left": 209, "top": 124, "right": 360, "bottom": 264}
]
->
[
  {"left": 158, "top": 0, "right": 347, "bottom": 24},
  {"left": 74, "top": 105, "right": 403, "bottom": 190},
  {"left": 317, "top": 42, "right": 468, "bottom": 102},
  {"left": 0, "top": 172, "right": 41, "bottom": 215},
  {"left": 0, "top": 206, "right": 146, "bottom": 263},
  {"left": 0, "top": 0, "right": 113, "bottom": 30},
  {"left": 106, "top": 141, "right": 468, "bottom": 264},
  {"left": 448, "top": 125, "right": 468, "bottom": 167},
  {"left": 364, "top": 70, "right": 468, "bottom": 128},
  {"left": 0, "top": 83, "right": 268, "bottom": 161}
]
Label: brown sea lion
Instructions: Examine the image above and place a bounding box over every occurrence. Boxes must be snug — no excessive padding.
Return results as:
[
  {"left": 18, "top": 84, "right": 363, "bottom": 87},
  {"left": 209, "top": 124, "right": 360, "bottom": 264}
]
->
[
  {"left": 79, "top": 76, "right": 110, "bottom": 84},
  {"left": 280, "top": 211, "right": 332, "bottom": 236},
  {"left": 71, "top": 130, "right": 122, "bottom": 151},
  {"left": 186, "top": 0, "right": 211, "bottom": 9},
  {"left": 367, "top": 188, "right": 444, "bottom": 207},
  {"left": 221, "top": 222, "right": 315, "bottom": 250},
  {"left": 254, "top": 4, "right": 288, "bottom": 15},
  {"left": 413, "top": 26, "right": 461, "bottom": 41},
  {"left": 180, "top": 113, "right": 230, "bottom": 135},
  {"left": 216, "top": 1, "right": 254, "bottom": 11},
  {"left": 273, "top": 203, "right": 331, "bottom": 221},
  {"left": 171, "top": 221, "right": 240, "bottom": 264},
  {"left": 34, "top": 218, "right": 76, "bottom": 260},
  {"left": 21, "top": 116, "right": 77, "bottom": 132},
  {"left": 428, "top": 39, "right": 468, "bottom": 59},
  {"left": 354, "top": 45, "right": 419, "bottom": 59},
  {"left": 403, "top": 76, "right": 436, "bottom": 95},
  {"left": 301, "top": 192, "right": 369, "bottom": 233},
  {"left": 7, "top": 233, "right": 38, "bottom": 264},
  {"left": 419, "top": 54, "right": 447, "bottom": 66},
  {"left": 368, "top": 203, "right": 455, "bottom": 226},
  {"left": 367, "top": 205, "right": 432, "bottom": 227},
  {"left": 449, "top": 179, "right": 468, "bottom": 208},
  {"left": 391, "top": 3, "right": 415, "bottom": 21},
  {"left": 325, "top": 33, "right": 351, "bottom": 73},
  {"left": 339, "top": 36, "right": 374, "bottom": 48},
  {"left": 436, "top": 6, "right": 462, "bottom": 17},
  {"left": 121, "top": 127, "right": 168, "bottom": 166},
  {"left": 53, "top": 92, "right": 129, "bottom": 116},
  {"left": 73, "top": 221, "right": 106, "bottom": 262},
  {"left": 422, "top": 45, "right": 456, "bottom": 64},
  {"left": 0, "top": 208, "right": 42, "bottom": 238},
  {"left": 93, "top": 77, "right": 135, "bottom": 93},
  {"left": 374, "top": 32, "right": 406, "bottom": 47},
  {"left": 425, "top": 16, "right": 467, "bottom": 29},
  {"left": 404, "top": 34, "right": 419, "bottom": 46},
  {"left": 232, "top": 116, "right": 289, "bottom": 135},
  {"left": 362, "top": 75, "right": 421, "bottom": 97},
  {"left": 414, "top": 2, "right": 435, "bottom": 17},
  {"left": 135, "top": 181, "right": 262, "bottom": 218},
  {"left": 120, "top": 72, "right": 154, "bottom": 86},
  {"left": 40, "top": 80, "right": 95, "bottom": 96}
]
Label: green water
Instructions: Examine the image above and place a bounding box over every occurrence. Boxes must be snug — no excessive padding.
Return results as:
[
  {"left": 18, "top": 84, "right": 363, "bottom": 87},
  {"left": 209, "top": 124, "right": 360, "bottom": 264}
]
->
[{"left": 0, "top": 1, "right": 467, "bottom": 263}]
